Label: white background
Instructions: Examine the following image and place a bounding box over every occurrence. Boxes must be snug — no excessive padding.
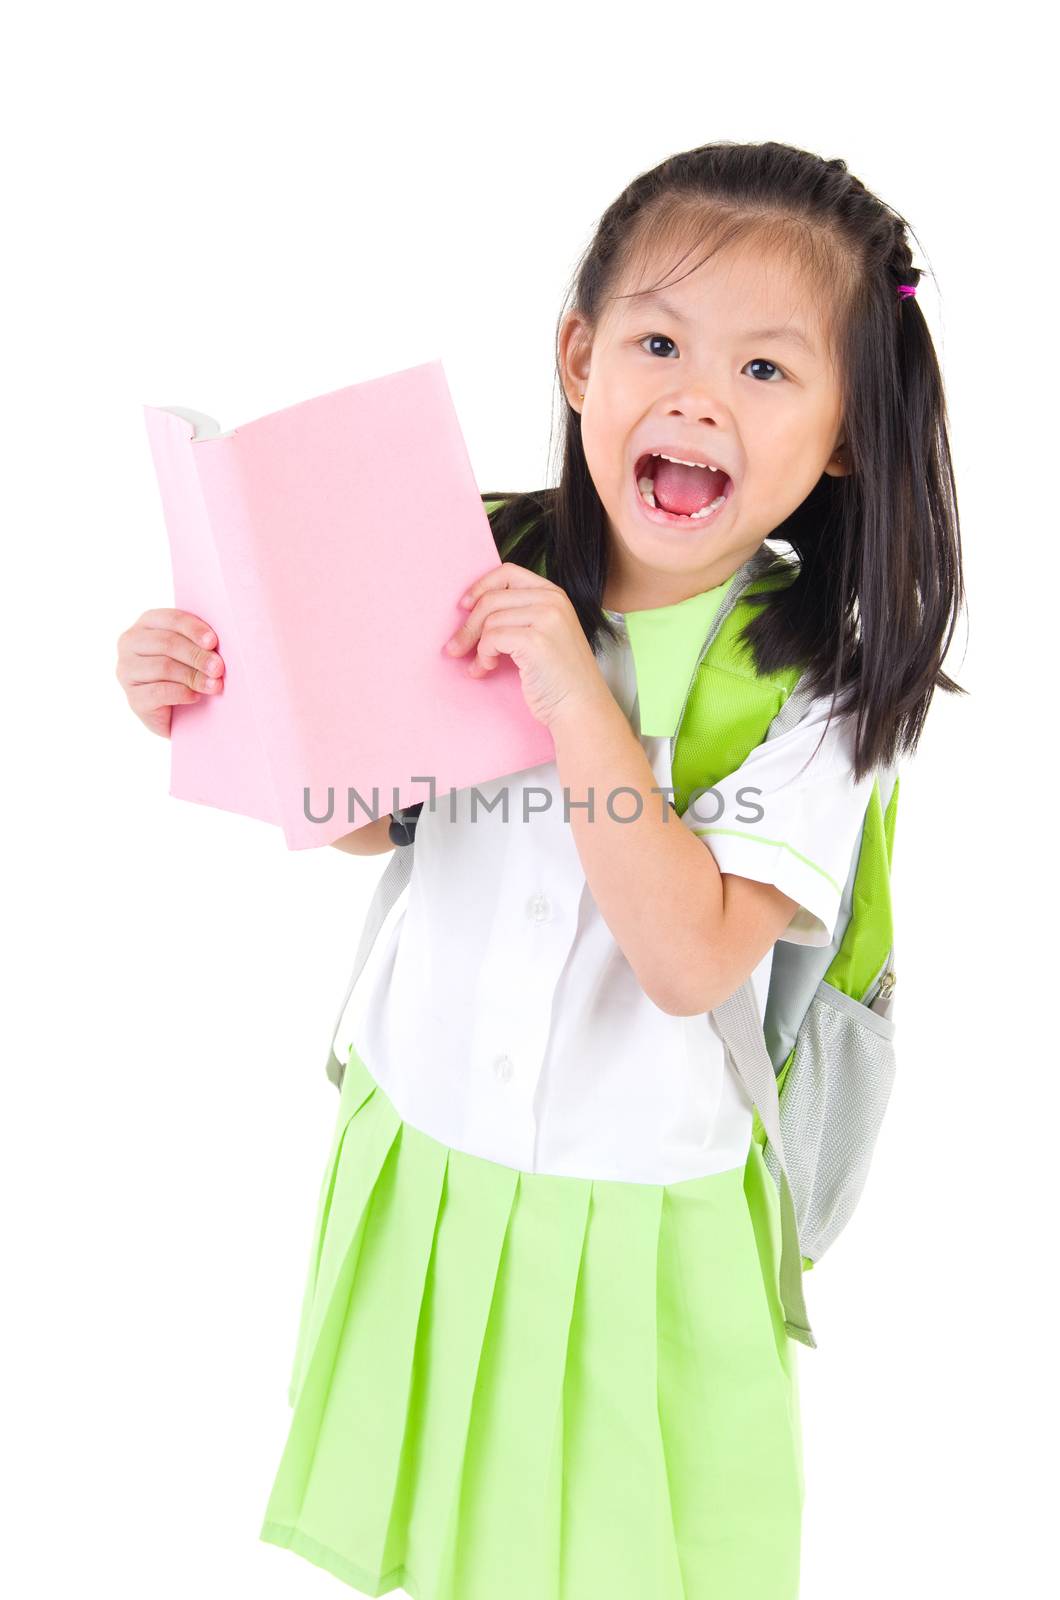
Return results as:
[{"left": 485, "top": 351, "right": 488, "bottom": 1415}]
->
[{"left": 4, "top": 2, "right": 1051, "bottom": 1595}]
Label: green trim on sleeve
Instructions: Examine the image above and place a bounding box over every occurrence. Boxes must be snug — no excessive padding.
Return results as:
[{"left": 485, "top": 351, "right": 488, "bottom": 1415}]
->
[{"left": 688, "top": 826, "right": 842, "bottom": 894}]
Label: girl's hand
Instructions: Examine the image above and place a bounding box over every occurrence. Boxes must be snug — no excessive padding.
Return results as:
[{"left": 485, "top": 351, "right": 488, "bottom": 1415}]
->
[
  {"left": 115, "top": 608, "right": 225, "bottom": 738},
  {"left": 443, "top": 563, "right": 608, "bottom": 732}
]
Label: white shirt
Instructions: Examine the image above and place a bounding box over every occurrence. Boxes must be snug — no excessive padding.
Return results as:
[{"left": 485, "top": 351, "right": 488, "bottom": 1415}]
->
[{"left": 337, "top": 587, "right": 875, "bottom": 1185}]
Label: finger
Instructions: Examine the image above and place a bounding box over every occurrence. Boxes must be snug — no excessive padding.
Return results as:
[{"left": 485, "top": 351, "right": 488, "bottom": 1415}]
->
[
  {"left": 125, "top": 654, "right": 225, "bottom": 695},
  {"left": 135, "top": 608, "right": 218, "bottom": 648},
  {"left": 129, "top": 680, "right": 205, "bottom": 715},
  {"left": 446, "top": 588, "right": 562, "bottom": 655},
  {"left": 458, "top": 561, "right": 553, "bottom": 611},
  {"left": 465, "top": 606, "right": 543, "bottom": 674},
  {"left": 121, "top": 627, "right": 225, "bottom": 682}
]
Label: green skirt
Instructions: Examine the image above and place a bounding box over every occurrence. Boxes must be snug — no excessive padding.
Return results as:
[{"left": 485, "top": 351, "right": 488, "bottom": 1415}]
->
[{"left": 260, "top": 1043, "right": 805, "bottom": 1599}]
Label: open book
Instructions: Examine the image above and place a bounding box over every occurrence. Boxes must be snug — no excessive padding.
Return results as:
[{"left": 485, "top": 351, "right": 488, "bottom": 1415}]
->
[{"left": 143, "top": 361, "right": 555, "bottom": 849}]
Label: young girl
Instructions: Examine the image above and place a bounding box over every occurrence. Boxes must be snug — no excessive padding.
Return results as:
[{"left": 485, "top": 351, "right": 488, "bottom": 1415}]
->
[{"left": 116, "top": 139, "right": 964, "bottom": 1599}]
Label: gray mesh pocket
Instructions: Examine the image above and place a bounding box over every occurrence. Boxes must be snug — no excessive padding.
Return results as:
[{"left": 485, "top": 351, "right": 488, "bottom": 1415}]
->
[{"left": 763, "top": 978, "right": 896, "bottom": 1264}]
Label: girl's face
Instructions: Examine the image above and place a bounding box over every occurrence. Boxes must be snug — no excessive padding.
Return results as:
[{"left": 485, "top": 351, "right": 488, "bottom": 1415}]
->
[{"left": 558, "top": 242, "right": 849, "bottom": 611}]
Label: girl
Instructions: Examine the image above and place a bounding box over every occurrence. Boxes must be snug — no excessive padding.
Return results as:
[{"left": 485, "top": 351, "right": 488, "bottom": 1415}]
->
[{"left": 116, "top": 139, "right": 965, "bottom": 1599}]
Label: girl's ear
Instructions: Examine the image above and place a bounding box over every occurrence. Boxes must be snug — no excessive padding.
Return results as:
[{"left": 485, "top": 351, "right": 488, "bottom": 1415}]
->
[
  {"left": 822, "top": 443, "right": 852, "bottom": 479},
  {"left": 558, "top": 309, "right": 592, "bottom": 411}
]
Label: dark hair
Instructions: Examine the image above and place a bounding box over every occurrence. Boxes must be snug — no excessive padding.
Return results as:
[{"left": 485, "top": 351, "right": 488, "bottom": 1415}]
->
[{"left": 480, "top": 138, "right": 966, "bottom": 783}]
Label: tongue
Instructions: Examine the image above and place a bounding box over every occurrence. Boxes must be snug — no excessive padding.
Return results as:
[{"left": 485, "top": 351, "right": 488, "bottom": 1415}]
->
[{"left": 652, "top": 458, "right": 727, "bottom": 516}]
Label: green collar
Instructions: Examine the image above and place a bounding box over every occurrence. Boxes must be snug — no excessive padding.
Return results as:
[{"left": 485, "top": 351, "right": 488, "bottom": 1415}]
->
[{"left": 604, "top": 571, "right": 739, "bottom": 737}]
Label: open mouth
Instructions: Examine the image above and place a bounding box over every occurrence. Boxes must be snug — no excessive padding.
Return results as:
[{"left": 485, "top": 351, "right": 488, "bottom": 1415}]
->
[{"left": 633, "top": 452, "right": 734, "bottom": 526}]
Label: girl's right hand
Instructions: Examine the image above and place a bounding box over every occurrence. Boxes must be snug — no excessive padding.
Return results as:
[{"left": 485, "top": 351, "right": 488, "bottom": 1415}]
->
[{"left": 115, "top": 608, "right": 226, "bottom": 738}]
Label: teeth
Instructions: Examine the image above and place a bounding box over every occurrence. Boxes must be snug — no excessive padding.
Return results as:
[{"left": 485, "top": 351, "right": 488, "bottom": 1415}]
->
[
  {"left": 652, "top": 450, "right": 726, "bottom": 473},
  {"left": 690, "top": 495, "right": 728, "bottom": 518}
]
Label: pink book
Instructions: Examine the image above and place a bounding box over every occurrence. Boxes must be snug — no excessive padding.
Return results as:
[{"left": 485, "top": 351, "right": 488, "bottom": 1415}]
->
[{"left": 143, "top": 361, "right": 555, "bottom": 849}]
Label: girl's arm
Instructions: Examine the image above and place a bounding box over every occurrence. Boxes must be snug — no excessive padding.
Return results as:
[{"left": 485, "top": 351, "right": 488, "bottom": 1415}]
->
[
  {"left": 329, "top": 813, "right": 397, "bottom": 855},
  {"left": 550, "top": 690, "right": 798, "bottom": 1016}
]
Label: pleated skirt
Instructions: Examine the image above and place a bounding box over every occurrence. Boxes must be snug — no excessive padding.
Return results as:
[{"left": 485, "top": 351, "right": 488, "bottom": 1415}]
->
[{"left": 259, "top": 1043, "right": 805, "bottom": 1599}]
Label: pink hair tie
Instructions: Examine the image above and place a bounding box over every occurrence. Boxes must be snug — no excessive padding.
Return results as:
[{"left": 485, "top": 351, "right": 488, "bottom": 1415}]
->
[{"left": 897, "top": 283, "right": 918, "bottom": 299}]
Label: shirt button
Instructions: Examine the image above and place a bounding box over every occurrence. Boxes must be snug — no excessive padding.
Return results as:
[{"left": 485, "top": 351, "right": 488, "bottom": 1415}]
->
[
  {"left": 527, "top": 893, "right": 552, "bottom": 923},
  {"left": 493, "top": 1053, "right": 514, "bottom": 1082}
]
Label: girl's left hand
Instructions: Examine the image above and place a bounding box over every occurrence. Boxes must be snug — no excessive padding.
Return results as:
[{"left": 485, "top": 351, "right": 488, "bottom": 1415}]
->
[{"left": 443, "top": 563, "right": 607, "bottom": 732}]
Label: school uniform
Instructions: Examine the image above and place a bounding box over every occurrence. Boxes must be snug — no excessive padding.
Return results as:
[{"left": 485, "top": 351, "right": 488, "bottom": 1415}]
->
[{"left": 260, "top": 567, "right": 875, "bottom": 1600}]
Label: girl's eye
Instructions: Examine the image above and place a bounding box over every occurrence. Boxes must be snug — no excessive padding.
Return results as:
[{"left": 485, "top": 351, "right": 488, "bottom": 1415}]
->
[
  {"left": 639, "top": 334, "right": 678, "bottom": 358},
  {"left": 636, "top": 334, "right": 787, "bottom": 382},
  {"left": 745, "top": 359, "right": 785, "bottom": 383}
]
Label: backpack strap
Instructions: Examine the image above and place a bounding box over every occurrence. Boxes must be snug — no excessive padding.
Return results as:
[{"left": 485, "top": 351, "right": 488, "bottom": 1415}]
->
[
  {"left": 701, "top": 663, "right": 820, "bottom": 1349},
  {"left": 668, "top": 551, "right": 804, "bottom": 816},
  {"left": 763, "top": 672, "right": 818, "bottom": 740},
  {"left": 711, "top": 977, "right": 818, "bottom": 1348}
]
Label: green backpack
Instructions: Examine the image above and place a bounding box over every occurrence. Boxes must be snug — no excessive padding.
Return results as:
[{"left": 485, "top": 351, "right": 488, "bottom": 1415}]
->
[{"left": 324, "top": 507, "right": 899, "bottom": 1351}]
